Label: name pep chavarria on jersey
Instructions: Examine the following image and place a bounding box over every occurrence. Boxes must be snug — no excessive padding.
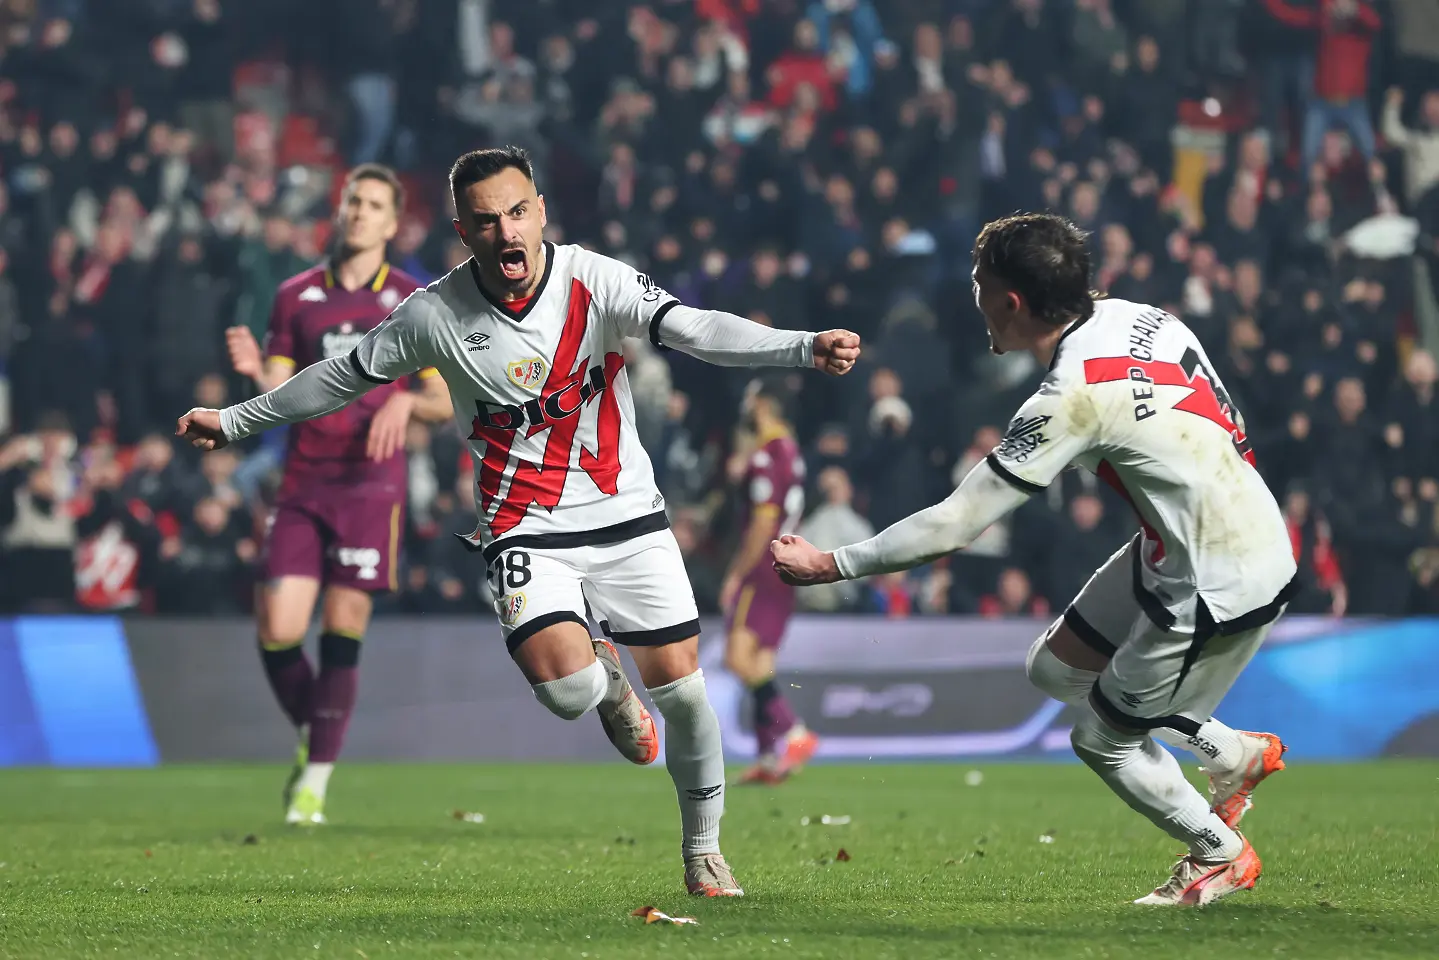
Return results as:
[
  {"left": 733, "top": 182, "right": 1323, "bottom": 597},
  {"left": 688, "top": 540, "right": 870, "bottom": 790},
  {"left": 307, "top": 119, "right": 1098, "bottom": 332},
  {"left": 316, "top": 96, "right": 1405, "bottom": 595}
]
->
[
  {"left": 985, "top": 298, "right": 1296, "bottom": 628},
  {"left": 347, "top": 242, "right": 681, "bottom": 559},
  {"left": 265, "top": 262, "right": 434, "bottom": 498}
]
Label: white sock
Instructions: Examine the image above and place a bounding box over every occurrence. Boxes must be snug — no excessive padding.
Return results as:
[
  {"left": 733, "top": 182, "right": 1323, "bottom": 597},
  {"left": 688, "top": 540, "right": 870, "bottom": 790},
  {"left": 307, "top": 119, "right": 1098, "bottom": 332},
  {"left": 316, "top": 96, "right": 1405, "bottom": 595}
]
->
[
  {"left": 648, "top": 669, "right": 724, "bottom": 859},
  {"left": 297, "top": 762, "right": 333, "bottom": 798},
  {"left": 532, "top": 660, "right": 607, "bottom": 720},
  {"left": 1071, "top": 713, "right": 1242, "bottom": 862},
  {"left": 1152, "top": 719, "right": 1246, "bottom": 771}
]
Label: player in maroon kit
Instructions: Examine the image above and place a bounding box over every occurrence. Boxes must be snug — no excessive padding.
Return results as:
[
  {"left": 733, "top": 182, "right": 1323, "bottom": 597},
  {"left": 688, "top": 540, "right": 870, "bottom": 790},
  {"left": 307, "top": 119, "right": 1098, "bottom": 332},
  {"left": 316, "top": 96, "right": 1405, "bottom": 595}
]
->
[
  {"left": 225, "top": 164, "right": 453, "bottom": 824},
  {"left": 721, "top": 380, "right": 818, "bottom": 784}
]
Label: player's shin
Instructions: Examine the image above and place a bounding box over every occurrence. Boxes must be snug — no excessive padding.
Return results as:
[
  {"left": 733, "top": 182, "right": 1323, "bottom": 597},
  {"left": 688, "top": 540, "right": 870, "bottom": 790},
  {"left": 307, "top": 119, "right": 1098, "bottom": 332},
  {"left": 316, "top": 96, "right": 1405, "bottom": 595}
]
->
[
  {"left": 750, "top": 677, "right": 796, "bottom": 759},
  {"left": 308, "top": 631, "right": 362, "bottom": 767},
  {"left": 648, "top": 669, "right": 725, "bottom": 859},
  {"left": 1070, "top": 712, "right": 1242, "bottom": 862},
  {"left": 259, "top": 640, "right": 315, "bottom": 728},
  {"left": 531, "top": 660, "right": 608, "bottom": 719}
]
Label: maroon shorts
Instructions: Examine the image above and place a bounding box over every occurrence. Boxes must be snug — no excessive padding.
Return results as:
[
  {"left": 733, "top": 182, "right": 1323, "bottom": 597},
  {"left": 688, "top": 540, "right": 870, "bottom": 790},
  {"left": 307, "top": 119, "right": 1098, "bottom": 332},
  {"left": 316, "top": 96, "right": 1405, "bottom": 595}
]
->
[
  {"left": 262, "top": 494, "right": 404, "bottom": 593},
  {"left": 724, "top": 571, "right": 795, "bottom": 651}
]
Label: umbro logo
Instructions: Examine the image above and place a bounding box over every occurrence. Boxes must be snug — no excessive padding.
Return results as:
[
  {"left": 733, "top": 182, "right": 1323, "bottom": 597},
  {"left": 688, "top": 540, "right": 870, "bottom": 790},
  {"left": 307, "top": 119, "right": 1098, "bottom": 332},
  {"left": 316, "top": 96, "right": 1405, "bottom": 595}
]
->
[
  {"left": 687, "top": 785, "right": 723, "bottom": 801},
  {"left": 1120, "top": 692, "right": 1143, "bottom": 708},
  {"left": 464, "top": 332, "right": 491, "bottom": 352},
  {"left": 298, "top": 286, "right": 327, "bottom": 303}
]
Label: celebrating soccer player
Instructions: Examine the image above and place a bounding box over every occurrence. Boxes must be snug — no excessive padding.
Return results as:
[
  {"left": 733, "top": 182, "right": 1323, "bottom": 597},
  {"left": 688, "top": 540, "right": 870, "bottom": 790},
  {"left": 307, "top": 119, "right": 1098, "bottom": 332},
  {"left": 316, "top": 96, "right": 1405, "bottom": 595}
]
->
[
  {"left": 224, "top": 165, "right": 453, "bottom": 826},
  {"left": 773, "top": 213, "right": 1291, "bottom": 907},
  {"left": 721, "top": 379, "right": 818, "bottom": 785},
  {"left": 179, "top": 145, "right": 861, "bottom": 896}
]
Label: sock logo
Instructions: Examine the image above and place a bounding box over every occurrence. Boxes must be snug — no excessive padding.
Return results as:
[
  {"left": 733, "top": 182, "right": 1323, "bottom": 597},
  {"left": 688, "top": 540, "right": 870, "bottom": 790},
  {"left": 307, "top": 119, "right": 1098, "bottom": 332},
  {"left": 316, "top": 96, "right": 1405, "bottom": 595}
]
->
[
  {"left": 1187, "top": 734, "right": 1221, "bottom": 760},
  {"left": 687, "top": 785, "right": 723, "bottom": 801}
]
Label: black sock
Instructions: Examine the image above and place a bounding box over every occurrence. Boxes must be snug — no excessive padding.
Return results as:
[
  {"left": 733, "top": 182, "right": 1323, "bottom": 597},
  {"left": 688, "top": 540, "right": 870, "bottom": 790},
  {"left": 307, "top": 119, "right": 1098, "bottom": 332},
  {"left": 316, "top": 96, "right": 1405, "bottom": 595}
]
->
[
  {"left": 318, "top": 632, "right": 362, "bottom": 668},
  {"left": 259, "top": 643, "right": 313, "bottom": 728},
  {"left": 750, "top": 677, "right": 778, "bottom": 732}
]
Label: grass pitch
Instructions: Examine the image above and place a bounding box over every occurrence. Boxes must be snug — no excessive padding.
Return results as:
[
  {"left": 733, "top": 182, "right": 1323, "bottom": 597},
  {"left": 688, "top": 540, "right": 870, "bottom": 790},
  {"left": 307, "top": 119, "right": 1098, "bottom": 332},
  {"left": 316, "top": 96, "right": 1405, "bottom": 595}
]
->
[{"left": 1, "top": 761, "right": 1436, "bottom": 959}]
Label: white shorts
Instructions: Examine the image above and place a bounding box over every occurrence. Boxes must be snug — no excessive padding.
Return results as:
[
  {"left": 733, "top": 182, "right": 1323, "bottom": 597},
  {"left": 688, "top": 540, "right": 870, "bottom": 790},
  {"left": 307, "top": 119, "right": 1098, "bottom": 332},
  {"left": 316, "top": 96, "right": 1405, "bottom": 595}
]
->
[
  {"left": 1062, "top": 538, "right": 1289, "bottom": 737},
  {"left": 485, "top": 529, "right": 700, "bottom": 652}
]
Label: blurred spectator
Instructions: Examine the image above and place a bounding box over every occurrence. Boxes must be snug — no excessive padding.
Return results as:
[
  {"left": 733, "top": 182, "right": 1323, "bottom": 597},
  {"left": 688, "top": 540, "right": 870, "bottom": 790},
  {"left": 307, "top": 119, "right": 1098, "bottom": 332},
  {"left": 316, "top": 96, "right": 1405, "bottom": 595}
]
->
[
  {"left": 796, "top": 465, "right": 873, "bottom": 612},
  {"left": 1262, "top": 0, "right": 1381, "bottom": 176},
  {"left": 978, "top": 567, "right": 1050, "bottom": 618}
]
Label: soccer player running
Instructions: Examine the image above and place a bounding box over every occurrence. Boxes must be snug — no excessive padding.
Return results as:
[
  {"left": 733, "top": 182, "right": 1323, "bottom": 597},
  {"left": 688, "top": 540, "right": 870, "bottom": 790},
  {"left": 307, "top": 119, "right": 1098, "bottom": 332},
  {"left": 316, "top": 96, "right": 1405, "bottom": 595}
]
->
[
  {"left": 178, "top": 146, "right": 861, "bottom": 897},
  {"left": 225, "top": 165, "right": 454, "bottom": 826},
  {"left": 773, "top": 213, "right": 1291, "bottom": 907},
  {"left": 721, "top": 379, "right": 818, "bottom": 785}
]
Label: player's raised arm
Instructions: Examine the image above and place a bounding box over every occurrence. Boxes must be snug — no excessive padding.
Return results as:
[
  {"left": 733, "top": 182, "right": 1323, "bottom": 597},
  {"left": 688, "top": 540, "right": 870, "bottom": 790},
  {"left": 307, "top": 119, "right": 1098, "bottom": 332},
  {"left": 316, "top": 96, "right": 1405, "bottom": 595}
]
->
[
  {"left": 594, "top": 255, "right": 860, "bottom": 374},
  {"left": 178, "top": 294, "right": 439, "bottom": 451},
  {"left": 773, "top": 378, "right": 1097, "bottom": 583}
]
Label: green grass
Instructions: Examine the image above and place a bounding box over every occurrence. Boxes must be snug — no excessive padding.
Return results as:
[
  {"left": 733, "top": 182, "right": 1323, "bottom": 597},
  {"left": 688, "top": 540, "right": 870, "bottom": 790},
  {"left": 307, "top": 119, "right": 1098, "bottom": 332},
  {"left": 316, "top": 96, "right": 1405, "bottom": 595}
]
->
[{"left": 1, "top": 762, "right": 1437, "bottom": 959}]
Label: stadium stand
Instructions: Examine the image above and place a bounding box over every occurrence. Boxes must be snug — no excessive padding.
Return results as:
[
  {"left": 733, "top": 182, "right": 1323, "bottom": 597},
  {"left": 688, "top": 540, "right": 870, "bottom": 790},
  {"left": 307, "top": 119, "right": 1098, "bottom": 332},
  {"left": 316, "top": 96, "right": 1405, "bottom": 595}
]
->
[{"left": 0, "top": 0, "right": 1435, "bottom": 618}]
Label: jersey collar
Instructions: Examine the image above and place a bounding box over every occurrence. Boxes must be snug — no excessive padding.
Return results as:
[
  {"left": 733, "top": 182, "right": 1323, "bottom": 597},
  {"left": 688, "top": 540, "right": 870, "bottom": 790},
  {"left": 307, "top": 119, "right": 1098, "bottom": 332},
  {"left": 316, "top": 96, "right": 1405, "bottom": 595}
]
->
[
  {"left": 324, "top": 261, "right": 391, "bottom": 292},
  {"left": 470, "top": 241, "right": 556, "bottom": 323},
  {"left": 1047, "top": 312, "right": 1091, "bottom": 372}
]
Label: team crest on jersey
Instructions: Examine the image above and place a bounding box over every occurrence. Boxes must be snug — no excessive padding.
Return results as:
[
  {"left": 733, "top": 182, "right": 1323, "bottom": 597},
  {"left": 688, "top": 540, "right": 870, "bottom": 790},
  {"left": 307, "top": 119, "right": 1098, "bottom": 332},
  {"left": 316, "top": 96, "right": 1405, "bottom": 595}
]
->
[
  {"left": 498, "top": 592, "right": 526, "bottom": 625},
  {"left": 506, "top": 357, "right": 548, "bottom": 390},
  {"left": 378, "top": 287, "right": 400, "bottom": 309},
  {"left": 997, "top": 415, "right": 1051, "bottom": 462},
  {"left": 299, "top": 286, "right": 327, "bottom": 303}
]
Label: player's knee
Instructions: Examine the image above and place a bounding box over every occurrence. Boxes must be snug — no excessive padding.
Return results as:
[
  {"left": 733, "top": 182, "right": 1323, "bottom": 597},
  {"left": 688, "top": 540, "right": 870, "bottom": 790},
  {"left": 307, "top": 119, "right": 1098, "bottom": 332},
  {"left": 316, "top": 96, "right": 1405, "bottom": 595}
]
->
[
  {"left": 1070, "top": 713, "right": 1141, "bottom": 771},
  {"left": 531, "top": 660, "right": 607, "bottom": 721},
  {"left": 323, "top": 587, "right": 373, "bottom": 636},
  {"left": 1025, "top": 635, "right": 1096, "bottom": 705},
  {"left": 319, "top": 631, "right": 363, "bottom": 668}
]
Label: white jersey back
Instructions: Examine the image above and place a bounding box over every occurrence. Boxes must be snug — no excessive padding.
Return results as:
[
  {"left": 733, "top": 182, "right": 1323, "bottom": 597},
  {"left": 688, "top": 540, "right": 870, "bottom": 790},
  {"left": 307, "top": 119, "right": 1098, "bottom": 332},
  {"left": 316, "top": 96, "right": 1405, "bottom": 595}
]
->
[
  {"left": 350, "top": 242, "right": 675, "bottom": 557},
  {"left": 986, "top": 298, "right": 1296, "bottom": 627}
]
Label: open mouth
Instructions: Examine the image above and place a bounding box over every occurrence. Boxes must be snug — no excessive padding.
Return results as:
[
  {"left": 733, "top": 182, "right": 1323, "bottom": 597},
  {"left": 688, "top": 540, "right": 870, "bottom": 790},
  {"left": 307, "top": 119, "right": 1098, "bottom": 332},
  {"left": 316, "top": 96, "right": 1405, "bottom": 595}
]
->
[{"left": 499, "top": 248, "right": 529, "bottom": 281}]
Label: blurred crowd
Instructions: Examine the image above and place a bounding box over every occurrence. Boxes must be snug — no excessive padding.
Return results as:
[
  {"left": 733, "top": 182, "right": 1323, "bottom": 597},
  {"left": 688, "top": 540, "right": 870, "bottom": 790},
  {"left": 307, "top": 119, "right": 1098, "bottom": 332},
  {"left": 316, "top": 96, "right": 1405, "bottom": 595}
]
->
[{"left": 1, "top": 0, "right": 1438, "bottom": 618}]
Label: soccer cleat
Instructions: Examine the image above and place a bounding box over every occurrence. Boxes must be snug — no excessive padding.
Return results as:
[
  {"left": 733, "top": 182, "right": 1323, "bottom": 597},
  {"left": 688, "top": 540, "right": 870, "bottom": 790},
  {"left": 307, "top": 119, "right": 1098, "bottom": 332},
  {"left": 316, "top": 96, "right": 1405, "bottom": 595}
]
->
[
  {"left": 1206, "top": 731, "right": 1287, "bottom": 828},
  {"left": 592, "top": 639, "right": 659, "bottom": 765},
  {"left": 685, "top": 853, "right": 745, "bottom": 897},
  {"left": 777, "top": 728, "right": 819, "bottom": 777},
  {"left": 738, "top": 762, "right": 786, "bottom": 786},
  {"left": 285, "top": 786, "right": 327, "bottom": 826},
  {"left": 1133, "top": 836, "right": 1262, "bottom": 907},
  {"left": 281, "top": 725, "right": 309, "bottom": 812}
]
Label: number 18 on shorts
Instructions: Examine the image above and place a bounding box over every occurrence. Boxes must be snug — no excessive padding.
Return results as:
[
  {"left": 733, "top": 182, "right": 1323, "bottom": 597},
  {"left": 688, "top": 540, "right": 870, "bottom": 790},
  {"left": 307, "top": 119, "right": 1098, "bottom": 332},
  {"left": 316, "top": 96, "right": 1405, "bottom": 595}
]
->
[{"left": 485, "top": 530, "right": 701, "bottom": 653}]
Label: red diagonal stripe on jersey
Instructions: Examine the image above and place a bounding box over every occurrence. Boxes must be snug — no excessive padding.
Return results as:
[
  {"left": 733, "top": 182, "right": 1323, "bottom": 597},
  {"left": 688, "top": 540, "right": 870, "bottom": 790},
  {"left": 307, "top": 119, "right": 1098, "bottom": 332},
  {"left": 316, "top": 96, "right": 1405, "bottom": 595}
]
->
[
  {"left": 1083, "top": 355, "right": 1255, "bottom": 466},
  {"left": 579, "top": 351, "right": 625, "bottom": 496},
  {"left": 488, "top": 279, "right": 594, "bottom": 537},
  {"left": 1096, "top": 459, "right": 1166, "bottom": 562}
]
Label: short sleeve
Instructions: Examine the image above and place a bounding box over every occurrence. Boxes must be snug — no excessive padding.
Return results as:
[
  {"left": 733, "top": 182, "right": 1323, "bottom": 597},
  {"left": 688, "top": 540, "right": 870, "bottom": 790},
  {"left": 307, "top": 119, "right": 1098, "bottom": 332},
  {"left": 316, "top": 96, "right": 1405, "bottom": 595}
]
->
[
  {"left": 349, "top": 292, "right": 438, "bottom": 384},
  {"left": 986, "top": 376, "right": 1097, "bottom": 492},
  {"left": 589, "top": 252, "right": 682, "bottom": 345},
  {"left": 263, "top": 291, "right": 296, "bottom": 368}
]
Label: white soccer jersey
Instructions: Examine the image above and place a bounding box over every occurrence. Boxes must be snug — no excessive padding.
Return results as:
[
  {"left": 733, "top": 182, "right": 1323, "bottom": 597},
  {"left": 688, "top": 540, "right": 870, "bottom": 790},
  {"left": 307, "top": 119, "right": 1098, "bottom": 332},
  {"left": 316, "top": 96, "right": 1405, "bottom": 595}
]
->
[
  {"left": 985, "top": 298, "right": 1297, "bottom": 627},
  {"left": 350, "top": 242, "right": 679, "bottom": 559}
]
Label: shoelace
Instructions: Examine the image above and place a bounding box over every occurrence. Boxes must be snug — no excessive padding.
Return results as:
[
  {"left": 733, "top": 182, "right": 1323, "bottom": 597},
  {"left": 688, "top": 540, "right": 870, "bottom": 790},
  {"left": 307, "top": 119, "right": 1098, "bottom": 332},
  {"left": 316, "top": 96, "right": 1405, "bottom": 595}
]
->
[
  {"left": 690, "top": 854, "right": 736, "bottom": 889},
  {"left": 1153, "top": 856, "right": 1207, "bottom": 898}
]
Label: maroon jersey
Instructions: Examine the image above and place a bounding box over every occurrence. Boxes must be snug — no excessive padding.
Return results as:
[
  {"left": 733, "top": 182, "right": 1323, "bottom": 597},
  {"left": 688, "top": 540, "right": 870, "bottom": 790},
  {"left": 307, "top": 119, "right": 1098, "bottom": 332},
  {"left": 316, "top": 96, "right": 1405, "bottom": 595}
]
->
[
  {"left": 264, "top": 262, "right": 434, "bottom": 498},
  {"left": 740, "top": 430, "right": 805, "bottom": 537}
]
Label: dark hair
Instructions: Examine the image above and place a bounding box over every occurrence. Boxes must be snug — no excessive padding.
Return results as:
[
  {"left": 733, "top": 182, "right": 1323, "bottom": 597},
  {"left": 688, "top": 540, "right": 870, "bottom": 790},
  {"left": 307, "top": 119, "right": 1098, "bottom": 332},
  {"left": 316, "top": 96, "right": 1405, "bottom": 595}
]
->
[
  {"left": 972, "top": 212, "right": 1095, "bottom": 325},
  {"left": 749, "top": 376, "right": 796, "bottom": 424},
  {"left": 346, "top": 163, "right": 405, "bottom": 214},
  {"left": 450, "top": 146, "right": 535, "bottom": 201}
]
